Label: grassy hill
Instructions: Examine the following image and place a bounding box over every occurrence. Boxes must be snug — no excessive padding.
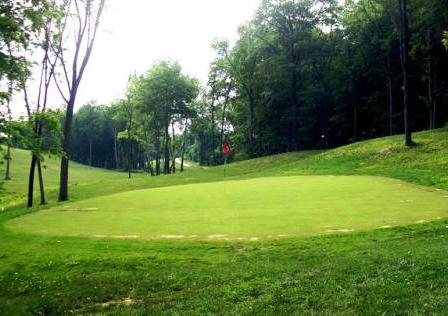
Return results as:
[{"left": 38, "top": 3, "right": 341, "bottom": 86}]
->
[
  {"left": 0, "top": 128, "right": 448, "bottom": 314},
  {"left": 0, "top": 148, "right": 125, "bottom": 206},
  {"left": 3, "top": 127, "right": 448, "bottom": 206}
]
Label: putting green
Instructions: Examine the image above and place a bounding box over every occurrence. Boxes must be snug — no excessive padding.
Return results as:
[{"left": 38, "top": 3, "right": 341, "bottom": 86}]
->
[{"left": 6, "top": 176, "right": 448, "bottom": 240}]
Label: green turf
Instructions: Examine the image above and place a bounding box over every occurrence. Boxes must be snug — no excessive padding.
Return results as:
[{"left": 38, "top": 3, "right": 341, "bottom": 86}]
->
[
  {"left": 1, "top": 128, "right": 448, "bottom": 314},
  {"left": 7, "top": 175, "right": 448, "bottom": 240}
]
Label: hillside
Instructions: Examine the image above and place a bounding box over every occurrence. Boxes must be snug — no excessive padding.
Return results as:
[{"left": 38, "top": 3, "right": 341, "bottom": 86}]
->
[
  {"left": 0, "top": 148, "right": 125, "bottom": 206},
  {"left": 2, "top": 128, "right": 448, "bottom": 207}
]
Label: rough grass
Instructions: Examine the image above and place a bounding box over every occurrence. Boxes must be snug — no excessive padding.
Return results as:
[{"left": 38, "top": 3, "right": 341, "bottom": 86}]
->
[{"left": 0, "top": 128, "right": 448, "bottom": 314}]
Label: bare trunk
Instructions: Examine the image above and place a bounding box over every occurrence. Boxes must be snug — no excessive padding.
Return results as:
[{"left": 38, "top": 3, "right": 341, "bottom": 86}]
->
[
  {"left": 171, "top": 122, "right": 176, "bottom": 174},
  {"left": 37, "top": 159, "right": 45, "bottom": 205},
  {"left": 155, "top": 130, "right": 161, "bottom": 176},
  {"left": 59, "top": 95, "right": 76, "bottom": 201},
  {"left": 353, "top": 101, "right": 358, "bottom": 141},
  {"left": 114, "top": 127, "right": 119, "bottom": 169},
  {"left": 399, "top": 0, "right": 412, "bottom": 146},
  {"left": 27, "top": 155, "right": 38, "bottom": 207},
  {"left": 351, "top": 78, "right": 358, "bottom": 141},
  {"left": 164, "top": 122, "right": 170, "bottom": 174},
  {"left": 128, "top": 140, "right": 132, "bottom": 179},
  {"left": 386, "top": 56, "right": 394, "bottom": 136},
  {"left": 247, "top": 92, "right": 255, "bottom": 154},
  {"left": 220, "top": 85, "right": 232, "bottom": 148},
  {"left": 180, "top": 128, "right": 187, "bottom": 173},
  {"left": 211, "top": 103, "right": 216, "bottom": 165},
  {"left": 4, "top": 141, "right": 11, "bottom": 181},
  {"left": 89, "top": 139, "right": 93, "bottom": 166},
  {"left": 148, "top": 153, "right": 154, "bottom": 176}
]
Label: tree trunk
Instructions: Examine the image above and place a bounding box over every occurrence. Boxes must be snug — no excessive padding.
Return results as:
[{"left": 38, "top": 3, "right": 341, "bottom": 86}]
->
[
  {"left": 210, "top": 102, "right": 216, "bottom": 166},
  {"left": 351, "top": 78, "right": 358, "bottom": 141},
  {"left": 27, "top": 155, "right": 38, "bottom": 207},
  {"left": 171, "top": 122, "right": 176, "bottom": 174},
  {"left": 128, "top": 140, "right": 132, "bottom": 179},
  {"left": 386, "top": 56, "right": 394, "bottom": 136},
  {"left": 37, "top": 159, "right": 45, "bottom": 205},
  {"left": 59, "top": 96, "right": 76, "bottom": 202},
  {"left": 247, "top": 92, "right": 255, "bottom": 154},
  {"left": 148, "top": 153, "right": 154, "bottom": 176},
  {"left": 164, "top": 122, "right": 170, "bottom": 174},
  {"left": 4, "top": 140, "right": 11, "bottom": 181},
  {"left": 113, "top": 127, "right": 119, "bottom": 169},
  {"left": 89, "top": 139, "right": 93, "bottom": 166},
  {"left": 353, "top": 101, "right": 358, "bottom": 141},
  {"left": 155, "top": 130, "right": 161, "bottom": 176},
  {"left": 220, "top": 85, "right": 232, "bottom": 148},
  {"left": 180, "top": 127, "right": 187, "bottom": 172},
  {"left": 387, "top": 77, "right": 394, "bottom": 136},
  {"left": 399, "top": 0, "right": 412, "bottom": 146}
]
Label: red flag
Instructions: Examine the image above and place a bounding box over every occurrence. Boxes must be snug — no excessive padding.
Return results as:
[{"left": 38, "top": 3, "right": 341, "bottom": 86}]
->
[{"left": 223, "top": 141, "right": 232, "bottom": 156}]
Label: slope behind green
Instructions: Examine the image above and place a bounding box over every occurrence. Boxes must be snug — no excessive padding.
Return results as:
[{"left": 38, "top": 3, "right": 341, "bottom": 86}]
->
[{"left": 2, "top": 128, "right": 448, "bottom": 207}]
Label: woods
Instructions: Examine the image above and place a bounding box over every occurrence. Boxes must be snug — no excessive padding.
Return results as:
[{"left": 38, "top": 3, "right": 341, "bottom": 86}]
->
[{"left": 68, "top": 0, "right": 448, "bottom": 173}]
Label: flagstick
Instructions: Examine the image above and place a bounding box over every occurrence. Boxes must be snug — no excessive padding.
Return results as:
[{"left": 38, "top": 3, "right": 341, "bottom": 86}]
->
[{"left": 224, "top": 155, "right": 227, "bottom": 177}]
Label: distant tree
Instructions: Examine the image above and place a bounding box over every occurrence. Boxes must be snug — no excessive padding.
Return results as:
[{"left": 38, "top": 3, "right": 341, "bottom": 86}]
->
[{"left": 136, "top": 61, "right": 198, "bottom": 174}]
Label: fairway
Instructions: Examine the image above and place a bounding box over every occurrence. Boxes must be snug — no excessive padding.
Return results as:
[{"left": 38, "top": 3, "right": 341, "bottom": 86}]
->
[{"left": 7, "top": 175, "right": 448, "bottom": 240}]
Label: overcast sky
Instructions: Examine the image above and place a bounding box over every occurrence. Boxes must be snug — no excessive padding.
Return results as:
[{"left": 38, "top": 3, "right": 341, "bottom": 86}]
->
[
  {"left": 9, "top": 0, "right": 259, "bottom": 116},
  {"left": 75, "top": 0, "right": 260, "bottom": 109}
]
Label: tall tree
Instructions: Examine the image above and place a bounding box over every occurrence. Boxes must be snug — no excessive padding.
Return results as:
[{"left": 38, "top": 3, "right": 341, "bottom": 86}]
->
[
  {"left": 54, "top": 0, "right": 106, "bottom": 201},
  {"left": 398, "top": 0, "right": 412, "bottom": 146}
]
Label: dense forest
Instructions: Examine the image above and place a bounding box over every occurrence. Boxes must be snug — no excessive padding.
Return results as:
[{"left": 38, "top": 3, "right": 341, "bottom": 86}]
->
[
  {"left": 1, "top": 0, "right": 448, "bottom": 194},
  {"left": 66, "top": 0, "right": 448, "bottom": 172}
]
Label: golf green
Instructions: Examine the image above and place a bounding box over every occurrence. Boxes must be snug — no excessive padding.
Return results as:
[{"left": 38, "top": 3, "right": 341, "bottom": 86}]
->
[{"left": 7, "top": 175, "right": 448, "bottom": 240}]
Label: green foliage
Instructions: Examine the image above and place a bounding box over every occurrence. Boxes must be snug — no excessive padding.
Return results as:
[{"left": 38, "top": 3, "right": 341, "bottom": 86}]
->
[
  {"left": 443, "top": 30, "right": 448, "bottom": 48},
  {"left": 200, "top": 0, "right": 448, "bottom": 159}
]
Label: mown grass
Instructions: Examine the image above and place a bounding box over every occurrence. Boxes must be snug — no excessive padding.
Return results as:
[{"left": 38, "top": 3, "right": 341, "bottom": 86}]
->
[
  {"left": 0, "top": 128, "right": 447, "bottom": 314},
  {"left": 7, "top": 175, "right": 448, "bottom": 240}
]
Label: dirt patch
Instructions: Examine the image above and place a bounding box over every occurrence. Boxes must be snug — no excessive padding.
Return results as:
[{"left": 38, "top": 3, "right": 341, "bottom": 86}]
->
[
  {"left": 249, "top": 237, "right": 259, "bottom": 241},
  {"left": 380, "top": 225, "right": 392, "bottom": 229},
  {"left": 415, "top": 220, "right": 426, "bottom": 224},
  {"left": 100, "top": 297, "right": 141, "bottom": 307},
  {"left": 379, "top": 147, "right": 393, "bottom": 155}
]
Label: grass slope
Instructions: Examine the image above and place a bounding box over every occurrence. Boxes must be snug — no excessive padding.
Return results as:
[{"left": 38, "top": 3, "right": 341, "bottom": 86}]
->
[
  {"left": 0, "top": 128, "right": 447, "bottom": 314},
  {"left": 0, "top": 148, "right": 124, "bottom": 206}
]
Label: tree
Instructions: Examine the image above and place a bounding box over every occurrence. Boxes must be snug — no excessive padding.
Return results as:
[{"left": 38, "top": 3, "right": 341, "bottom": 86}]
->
[
  {"left": 398, "top": 0, "right": 412, "bottom": 146},
  {"left": 54, "top": 0, "right": 106, "bottom": 201},
  {"left": 136, "top": 61, "right": 198, "bottom": 174},
  {"left": 18, "top": 0, "right": 66, "bottom": 207}
]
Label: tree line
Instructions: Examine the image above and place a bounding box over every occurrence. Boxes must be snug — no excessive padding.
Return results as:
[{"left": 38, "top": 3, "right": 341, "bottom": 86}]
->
[{"left": 70, "top": 0, "right": 448, "bottom": 169}]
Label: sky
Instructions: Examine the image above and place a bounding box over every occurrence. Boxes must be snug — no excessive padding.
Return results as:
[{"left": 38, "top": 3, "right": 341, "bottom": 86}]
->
[
  {"left": 75, "top": 0, "right": 260, "bottom": 109},
  {"left": 9, "top": 0, "right": 260, "bottom": 116}
]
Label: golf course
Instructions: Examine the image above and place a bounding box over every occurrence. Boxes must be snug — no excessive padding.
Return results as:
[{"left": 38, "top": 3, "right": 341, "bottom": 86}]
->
[
  {"left": 2, "top": 0, "right": 448, "bottom": 313},
  {"left": 1, "top": 128, "right": 448, "bottom": 314}
]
